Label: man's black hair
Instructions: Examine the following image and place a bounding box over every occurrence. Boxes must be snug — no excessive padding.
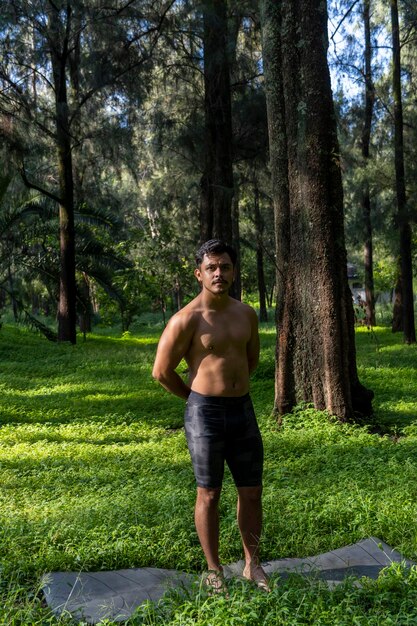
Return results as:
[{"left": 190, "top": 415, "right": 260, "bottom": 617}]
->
[{"left": 195, "top": 239, "right": 237, "bottom": 267}]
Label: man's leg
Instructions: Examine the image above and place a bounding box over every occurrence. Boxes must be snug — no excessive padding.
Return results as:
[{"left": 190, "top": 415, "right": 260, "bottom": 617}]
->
[
  {"left": 195, "top": 486, "right": 222, "bottom": 571},
  {"left": 237, "top": 485, "right": 269, "bottom": 589}
]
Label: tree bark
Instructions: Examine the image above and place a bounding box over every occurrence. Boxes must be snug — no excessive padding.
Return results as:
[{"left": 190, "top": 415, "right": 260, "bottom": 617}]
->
[
  {"left": 261, "top": 0, "right": 373, "bottom": 421},
  {"left": 49, "top": 4, "right": 77, "bottom": 344},
  {"left": 361, "top": 0, "right": 376, "bottom": 327},
  {"left": 200, "top": 0, "right": 234, "bottom": 246},
  {"left": 390, "top": 0, "right": 416, "bottom": 343}
]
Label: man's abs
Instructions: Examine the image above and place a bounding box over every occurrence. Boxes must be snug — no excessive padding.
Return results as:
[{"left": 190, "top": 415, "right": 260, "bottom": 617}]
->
[{"left": 188, "top": 354, "right": 250, "bottom": 397}]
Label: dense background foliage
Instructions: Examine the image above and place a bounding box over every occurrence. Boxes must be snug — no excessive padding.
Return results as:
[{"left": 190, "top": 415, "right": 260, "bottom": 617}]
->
[{"left": 0, "top": 0, "right": 414, "bottom": 333}]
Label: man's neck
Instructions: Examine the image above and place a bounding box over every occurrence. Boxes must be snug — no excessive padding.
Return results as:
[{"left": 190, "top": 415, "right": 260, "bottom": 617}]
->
[{"left": 200, "top": 289, "right": 231, "bottom": 310}]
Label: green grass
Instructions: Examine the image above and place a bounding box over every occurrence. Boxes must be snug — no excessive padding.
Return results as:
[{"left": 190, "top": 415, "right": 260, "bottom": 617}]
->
[{"left": 1, "top": 322, "right": 417, "bottom": 624}]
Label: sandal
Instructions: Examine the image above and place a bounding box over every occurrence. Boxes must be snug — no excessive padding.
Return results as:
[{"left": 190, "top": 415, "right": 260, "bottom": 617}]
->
[{"left": 203, "top": 569, "right": 228, "bottom": 595}]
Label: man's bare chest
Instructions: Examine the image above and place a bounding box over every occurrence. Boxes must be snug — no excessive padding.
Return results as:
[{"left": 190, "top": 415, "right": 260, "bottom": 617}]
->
[{"left": 192, "top": 314, "right": 251, "bottom": 354}]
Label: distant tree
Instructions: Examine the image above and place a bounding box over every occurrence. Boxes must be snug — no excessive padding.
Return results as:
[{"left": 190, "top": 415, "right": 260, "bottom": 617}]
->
[
  {"left": 261, "top": 0, "right": 373, "bottom": 421},
  {"left": 252, "top": 176, "right": 268, "bottom": 321},
  {"left": 0, "top": 0, "right": 172, "bottom": 342},
  {"left": 328, "top": 0, "right": 381, "bottom": 326},
  {"left": 390, "top": 0, "right": 416, "bottom": 343},
  {"left": 0, "top": 170, "right": 128, "bottom": 337},
  {"left": 361, "top": 0, "right": 376, "bottom": 327},
  {"left": 259, "top": 0, "right": 292, "bottom": 412},
  {"left": 47, "top": 3, "right": 77, "bottom": 343}
]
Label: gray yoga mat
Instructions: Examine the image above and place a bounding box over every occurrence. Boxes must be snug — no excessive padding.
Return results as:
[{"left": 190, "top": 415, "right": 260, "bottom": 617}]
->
[{"left": 41, "top": 537, "right": 415, "bottom": 624}]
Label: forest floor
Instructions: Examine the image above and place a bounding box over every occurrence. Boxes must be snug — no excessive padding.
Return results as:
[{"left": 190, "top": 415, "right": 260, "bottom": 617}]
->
[{"left": 1, "top": 321, "right": 417, "bottom": 625}]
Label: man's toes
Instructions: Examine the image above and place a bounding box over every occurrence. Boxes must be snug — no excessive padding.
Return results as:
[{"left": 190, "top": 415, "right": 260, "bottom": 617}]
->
[{"left": 242, "top": 565, "right": 271, "bottom": 592}]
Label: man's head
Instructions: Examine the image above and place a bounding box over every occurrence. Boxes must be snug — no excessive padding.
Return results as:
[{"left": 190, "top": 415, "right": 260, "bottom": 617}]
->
[
  {"left": 194, "top": 239, "right": 236, "bottom": 295},
  {"left": 195, "top": 239, "right": 237, "bottom": 268}
]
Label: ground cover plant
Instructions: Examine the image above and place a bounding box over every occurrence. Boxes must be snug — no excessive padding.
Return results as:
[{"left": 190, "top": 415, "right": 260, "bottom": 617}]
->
[{"left": 0, "top": 321, "right": 417, "bottom": 624}]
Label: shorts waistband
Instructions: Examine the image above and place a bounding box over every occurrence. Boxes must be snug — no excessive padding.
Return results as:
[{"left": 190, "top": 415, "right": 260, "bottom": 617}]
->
[{"left": 188, "top": 390, "right": 250, "bottom": 405}]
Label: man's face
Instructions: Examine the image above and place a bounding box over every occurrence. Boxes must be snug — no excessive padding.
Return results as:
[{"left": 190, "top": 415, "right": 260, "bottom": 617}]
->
[{"left": 194, "top": 252, "right": 235, "bottom": 295}]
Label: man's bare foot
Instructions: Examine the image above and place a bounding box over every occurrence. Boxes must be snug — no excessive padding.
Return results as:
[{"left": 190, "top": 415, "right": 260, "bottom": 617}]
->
[
  {"left": 242, "top": 563, "right": 271, "bottom": 592},
  {"left": 203, "top": 569, "right": 228, "bottom": 595}
]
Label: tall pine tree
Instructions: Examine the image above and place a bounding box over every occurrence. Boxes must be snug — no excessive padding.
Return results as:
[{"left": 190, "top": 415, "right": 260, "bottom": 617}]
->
[{"left": 261, "top": 0, "right": 373, "bottom": 420}]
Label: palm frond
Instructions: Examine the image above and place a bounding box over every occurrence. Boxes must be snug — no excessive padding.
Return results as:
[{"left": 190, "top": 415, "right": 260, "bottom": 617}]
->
[
  {"left": 0, "top": 285, "right": 57, "bottom": 342},
  {"left": 88, "top": 269, "right": 125, "bottom": 305},
  {"left": 0, "top": 200, "right": 54, "bottom": 237},
  {"left": 75, "top": 203, "right": 124, "bottom": 230},
  {"left": 22, "top": 309, "right": 58, "bottom": 342}
]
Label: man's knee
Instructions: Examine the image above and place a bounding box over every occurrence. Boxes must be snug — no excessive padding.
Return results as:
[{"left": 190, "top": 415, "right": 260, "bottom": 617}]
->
[
  {"left": 196, "top": 486, "right": 222, "bottom": 508},
  {"left": 237, "top": 485, "right": 263, "bottom": 504}
]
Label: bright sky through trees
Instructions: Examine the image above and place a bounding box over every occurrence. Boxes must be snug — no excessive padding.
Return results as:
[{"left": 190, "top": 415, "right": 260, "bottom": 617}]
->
[{"left": 328, "top": 0, "right": 390, "bottom": 98}]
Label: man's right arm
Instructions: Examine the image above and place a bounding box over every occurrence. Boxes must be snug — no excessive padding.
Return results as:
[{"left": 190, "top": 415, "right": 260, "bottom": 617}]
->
[{"left": 152, "top": 313, "right": 194, "bottom": 400}]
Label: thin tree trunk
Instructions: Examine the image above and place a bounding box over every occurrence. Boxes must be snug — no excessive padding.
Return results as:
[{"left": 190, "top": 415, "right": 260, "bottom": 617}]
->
[
  {"left": 69, "top": 6, "right": 84, "bottom": 207},
  {"left": 390, "top": 0, "right": 416, "bottom": 343},
  {"left": 362, "top": 0, "right": 376, "bottom": 327},
  {"left": 267, "top": 283, "right": 274, "bottom": 309},
  {"left": 363, "top": 185, "right": 375, "bottom": 326},
  {"left": 392, "top": 272, "right": 403, "bottom": 332},
  {"left": 78, "top": 273, "right": 92, "bottom": 334},
  {"left": 260, "top": 0, "right": 295, "bottom": 415},
  {"left": 231, "top": 188, "right": 242, "bottom": 300},
  {"left": 8, "top": 265, "right": 18, "bottom": 321},
  {"left": 253, "top": 181, "right": 268, "bottom": 322},
  {"left": 49, "top": 4, "right": 77, "bottom": 344}
]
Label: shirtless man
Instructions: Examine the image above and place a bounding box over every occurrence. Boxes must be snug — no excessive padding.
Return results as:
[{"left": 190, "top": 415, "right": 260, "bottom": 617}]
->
[{"left": 152, "top": 239, "right": 268, "bottom": 591}]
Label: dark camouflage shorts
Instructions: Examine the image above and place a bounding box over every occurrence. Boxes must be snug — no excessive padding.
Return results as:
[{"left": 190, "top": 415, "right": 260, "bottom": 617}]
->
[{"left": 184, "top": 391, "right": 264, "bottom": 488}]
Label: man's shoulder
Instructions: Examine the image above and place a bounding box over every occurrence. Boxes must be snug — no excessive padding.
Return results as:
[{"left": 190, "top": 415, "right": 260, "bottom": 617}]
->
[
  {"left": 167, "top": 297, "right": 202, "bottom": 328},
  {"left": 229, "top": 298, "right": 257, "bottom": 318}
]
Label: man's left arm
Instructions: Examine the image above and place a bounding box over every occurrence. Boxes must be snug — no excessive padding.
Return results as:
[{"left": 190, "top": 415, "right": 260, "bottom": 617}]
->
[{"left": 247, "top": 307, "right": 260, "bottom": 375}]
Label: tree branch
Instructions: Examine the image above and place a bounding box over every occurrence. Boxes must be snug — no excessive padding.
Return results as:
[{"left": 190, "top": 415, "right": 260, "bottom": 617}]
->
[
  {"left": 330, "top": 0, "right": 361, "bottom": 41},
  {"left": 68, "top": 2, "right": 175, "bottom": 124},
  {"left": 19, "top": 164, "right": 62, "bottom": 204}
]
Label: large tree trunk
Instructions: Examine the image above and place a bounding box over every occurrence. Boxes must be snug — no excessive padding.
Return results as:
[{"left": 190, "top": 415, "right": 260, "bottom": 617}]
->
[
  {"left": 49, "top": 4, "right": 77, "bottom": 344},
  {"left": 362, "top": 0, "right": 376, "bottom": 327},
  {"left": 200, "top": 0, "right": 234, "bottom": 245},
  {"left": 390, "top": 0, "right": 416, "bottom": 343},
  {"left": 261, "top": 0, "right": 373, "bottom": 421}
]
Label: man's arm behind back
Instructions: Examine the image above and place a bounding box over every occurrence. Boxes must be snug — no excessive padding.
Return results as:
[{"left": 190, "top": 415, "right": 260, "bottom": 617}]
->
[{"left": 152, "top": 311, "right": 194, "bottom": 400}]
